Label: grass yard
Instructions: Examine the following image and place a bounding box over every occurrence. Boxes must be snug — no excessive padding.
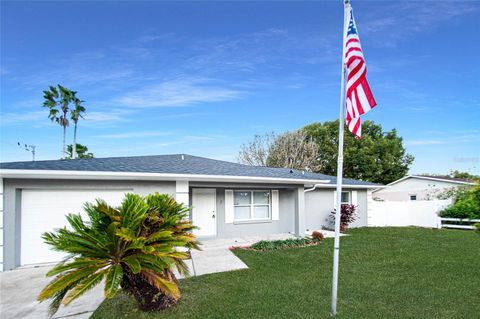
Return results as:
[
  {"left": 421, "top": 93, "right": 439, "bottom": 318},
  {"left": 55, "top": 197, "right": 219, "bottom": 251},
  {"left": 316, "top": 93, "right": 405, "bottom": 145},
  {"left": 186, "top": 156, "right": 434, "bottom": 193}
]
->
[{"left": 92, "top": 228, "right": 480, "bottom": 319}]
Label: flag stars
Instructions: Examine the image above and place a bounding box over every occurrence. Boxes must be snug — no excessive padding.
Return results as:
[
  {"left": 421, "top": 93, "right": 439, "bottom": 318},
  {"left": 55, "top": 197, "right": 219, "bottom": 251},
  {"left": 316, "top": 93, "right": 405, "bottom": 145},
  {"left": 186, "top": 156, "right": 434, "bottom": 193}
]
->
[
  {"left": 348, "top": 22, "right": 357, "bottom": 35},
  {"left": 348, "top": 12, "right": 357, "bottom": 35}
]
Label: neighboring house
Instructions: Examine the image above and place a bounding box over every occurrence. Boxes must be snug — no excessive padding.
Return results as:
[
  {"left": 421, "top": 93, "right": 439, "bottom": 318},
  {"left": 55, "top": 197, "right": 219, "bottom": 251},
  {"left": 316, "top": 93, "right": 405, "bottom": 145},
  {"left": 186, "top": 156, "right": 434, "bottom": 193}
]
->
[
  {"left": 0, "top": 154, "right": 379, "bottom": 271},
  {"left": 373, "top": 175, "right": 475, "bottom": 202}
]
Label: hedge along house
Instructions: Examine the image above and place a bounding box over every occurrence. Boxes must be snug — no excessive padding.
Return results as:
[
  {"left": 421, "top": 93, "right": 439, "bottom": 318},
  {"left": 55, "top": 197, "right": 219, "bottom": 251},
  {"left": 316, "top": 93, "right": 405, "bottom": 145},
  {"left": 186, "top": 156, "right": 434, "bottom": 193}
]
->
[{"left": 0, "top": 154, "right": 379, "bottom": 271}]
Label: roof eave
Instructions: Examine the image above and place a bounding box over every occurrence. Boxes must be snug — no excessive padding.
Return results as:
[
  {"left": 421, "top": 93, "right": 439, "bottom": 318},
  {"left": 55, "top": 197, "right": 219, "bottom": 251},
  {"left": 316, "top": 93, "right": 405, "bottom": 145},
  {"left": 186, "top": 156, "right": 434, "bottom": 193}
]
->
[{"left": 0, "top": 169, "right": 333, "bottom": 185}]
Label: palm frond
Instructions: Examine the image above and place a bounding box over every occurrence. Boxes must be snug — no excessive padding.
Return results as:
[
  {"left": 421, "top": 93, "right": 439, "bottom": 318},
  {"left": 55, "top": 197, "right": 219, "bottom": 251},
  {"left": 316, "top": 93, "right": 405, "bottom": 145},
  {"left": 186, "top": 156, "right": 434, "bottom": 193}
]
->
[
  {"left": 122, "top": 255, "right": 141, "bottom": 274},
  {"left": 140, "top": 269, "right": 180, "bottom": 299},
  {"left": 38, "top": 266, "right": 100, "bottom": 300},
  {"left": 145, "top": 230, "right": 173, "bottom": 243},
  {"left": 173, "top": 259, "right": 190, "bottom": 277},
  {"left": 46, "top": 258, "right": 108, "bottom": 277},
  {"left": 47, "top": 282, "right": 76, "bottom": 317},
  {"left": 62, "top": 270, "right": 106, "bottom": 305},
  {"left": 104, "top": 265, "right": 123, "bottom": 298}
]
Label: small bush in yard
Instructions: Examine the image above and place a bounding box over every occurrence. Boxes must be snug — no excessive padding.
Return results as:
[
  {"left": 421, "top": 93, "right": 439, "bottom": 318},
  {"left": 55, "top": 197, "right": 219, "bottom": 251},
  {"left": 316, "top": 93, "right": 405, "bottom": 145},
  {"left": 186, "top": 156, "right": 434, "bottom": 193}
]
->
[
  {"left": 37, "top": 193, "right": 199, "bottom": 316},
  {"left": 249, "top": 237, "right": 320, "bottom": 251},
  {"left": 311, "top": 231, "right": 324, "bottom": 241}
]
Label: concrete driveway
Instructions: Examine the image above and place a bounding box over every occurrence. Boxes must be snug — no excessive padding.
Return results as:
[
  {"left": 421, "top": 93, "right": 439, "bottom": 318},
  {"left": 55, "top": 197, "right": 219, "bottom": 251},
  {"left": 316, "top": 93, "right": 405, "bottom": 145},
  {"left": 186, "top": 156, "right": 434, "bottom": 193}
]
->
[
  {"left": 0, "top": 265, "right": 103, "bottom": 319},
  {"left": 0, "top": 239, "right": 250, "bottom": 318}
]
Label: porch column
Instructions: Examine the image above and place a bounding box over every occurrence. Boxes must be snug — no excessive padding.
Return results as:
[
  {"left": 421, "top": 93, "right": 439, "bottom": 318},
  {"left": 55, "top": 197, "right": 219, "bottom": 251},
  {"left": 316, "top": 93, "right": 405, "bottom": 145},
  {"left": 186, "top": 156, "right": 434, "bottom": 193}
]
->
[
  {"left": 175, "top": 181, "right": 189, "bottom": 207},
  {"left": 295, "top": 186, "right": 306, "bottom": 237}
]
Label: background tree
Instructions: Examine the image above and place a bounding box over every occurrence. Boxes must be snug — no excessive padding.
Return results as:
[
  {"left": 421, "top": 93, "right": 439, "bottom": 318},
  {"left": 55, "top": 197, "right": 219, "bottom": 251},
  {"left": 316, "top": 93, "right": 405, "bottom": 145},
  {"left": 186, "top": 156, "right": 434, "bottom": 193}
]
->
[
  {"left": 237, "top": 132, "right": 275, "bottom": 166},
  {"left": 238, "top": 120, "right": 412, "bottom": 184},
  {"left": 42, "top": 85, "right": 75, "bottom": 159},
  {"left": 419, "top": 171, "right": 479, "bottom": 182},
  {"left": 266, "top": 130, "right": 321, "bottom": 172},
  {"left": 70, "top": 96, "right": 86, "bottom": 159},
  {"left": 66, "top": 144, "right": 94, "bottom": 159},
  {"left": 303, "top": 120, "right": 414, "bottom": 184},
  {"left": 449, "top": 170, "right": 479, "bottom": 181}
]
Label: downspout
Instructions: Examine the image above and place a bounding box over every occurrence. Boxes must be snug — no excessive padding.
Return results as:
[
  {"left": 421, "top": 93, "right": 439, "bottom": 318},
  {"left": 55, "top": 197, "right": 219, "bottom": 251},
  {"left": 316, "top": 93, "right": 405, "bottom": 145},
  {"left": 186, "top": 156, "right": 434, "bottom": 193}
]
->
[{"left": 304, "top": 184, "right": 328, "bottom": 193}]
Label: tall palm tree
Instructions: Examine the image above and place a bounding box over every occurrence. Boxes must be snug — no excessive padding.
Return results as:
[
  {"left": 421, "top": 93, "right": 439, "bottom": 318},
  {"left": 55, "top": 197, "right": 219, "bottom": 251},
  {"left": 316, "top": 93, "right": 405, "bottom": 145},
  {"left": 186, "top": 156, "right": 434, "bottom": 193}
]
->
[
  {"left": 42, "top": 85, "right": 74, "bottom": 159},
  {"left": 70, "top": 96, "right": 86, "bottom": 159}
]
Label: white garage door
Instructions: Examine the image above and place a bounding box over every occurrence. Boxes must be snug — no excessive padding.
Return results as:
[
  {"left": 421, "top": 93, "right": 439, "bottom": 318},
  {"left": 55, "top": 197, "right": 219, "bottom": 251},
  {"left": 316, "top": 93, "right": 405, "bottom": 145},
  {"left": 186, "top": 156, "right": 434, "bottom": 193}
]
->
[{"left": 21, "top": 189, "right": 131, "bottom": 266}]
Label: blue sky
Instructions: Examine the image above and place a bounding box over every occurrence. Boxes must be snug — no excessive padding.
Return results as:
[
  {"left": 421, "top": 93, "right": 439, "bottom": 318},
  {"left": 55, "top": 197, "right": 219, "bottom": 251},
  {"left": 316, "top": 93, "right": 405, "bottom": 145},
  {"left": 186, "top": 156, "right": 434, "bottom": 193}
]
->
[{"left": 1, "top": 1, "right": 479, "bottom": 175}]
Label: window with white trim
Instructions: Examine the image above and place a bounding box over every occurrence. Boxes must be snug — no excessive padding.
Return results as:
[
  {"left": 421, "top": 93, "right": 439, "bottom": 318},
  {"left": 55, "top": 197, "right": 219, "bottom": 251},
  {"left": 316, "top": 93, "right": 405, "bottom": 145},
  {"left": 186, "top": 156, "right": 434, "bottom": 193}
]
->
[
  {"left": 341, "top": 191, "right": 350, "bottom": 204},
  {"left": 234, "top": 190, "right": 271, "bottom": 221}
]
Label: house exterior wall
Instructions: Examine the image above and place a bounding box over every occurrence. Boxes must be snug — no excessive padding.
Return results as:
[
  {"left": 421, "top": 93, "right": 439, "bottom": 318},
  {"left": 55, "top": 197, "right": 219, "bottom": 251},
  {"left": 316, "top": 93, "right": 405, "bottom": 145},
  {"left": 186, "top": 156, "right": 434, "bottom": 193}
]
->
[
  {"left": 1, "top": 177, "right": 371, "bottom": 270},
  {"left": 373, "top": 178, "right": 468, "bottom": 201},
  {"left": 188, "top": 182, "right": 300, "bottom": 238},
  {"left": 305, "top": 188, "right": 368, "bottom": 231},
  {"left": 2, "top": 178, "right": 175, "bottom": 270}
]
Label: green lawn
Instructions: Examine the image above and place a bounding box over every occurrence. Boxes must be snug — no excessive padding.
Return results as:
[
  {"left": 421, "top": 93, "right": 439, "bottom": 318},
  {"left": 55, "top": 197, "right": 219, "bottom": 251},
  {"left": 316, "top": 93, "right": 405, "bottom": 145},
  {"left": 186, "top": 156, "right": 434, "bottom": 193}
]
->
[{"left": 92, "top": 228, "right": 480, "bottom": 319}]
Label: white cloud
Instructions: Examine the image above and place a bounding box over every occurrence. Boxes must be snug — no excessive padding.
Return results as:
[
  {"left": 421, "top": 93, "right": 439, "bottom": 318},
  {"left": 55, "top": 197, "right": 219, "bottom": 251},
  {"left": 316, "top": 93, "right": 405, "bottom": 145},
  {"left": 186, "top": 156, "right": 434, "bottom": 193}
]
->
[
  {"left": 83, "top": 111, "right": 130, "bottom": 123},
  {"left": 114, "top": 77, "right": 244, "bottom": 108},
  {"left": 0, "top": 111, "right": 47, "bottom": 126},
  {"left": 0, "top": 109, "right": 134, "bottom": 129},
  {"left": 186, "top": 27, "right": 337, "bottom": 73},
  {"left": 362, "top": 2, "right": 478, "bottom": 47},
  {"left": 80, "top": 110, "right": 135, "bottom": 128},
  {"left": 96, "top": 131, "right": 173, "bottom": 139}
]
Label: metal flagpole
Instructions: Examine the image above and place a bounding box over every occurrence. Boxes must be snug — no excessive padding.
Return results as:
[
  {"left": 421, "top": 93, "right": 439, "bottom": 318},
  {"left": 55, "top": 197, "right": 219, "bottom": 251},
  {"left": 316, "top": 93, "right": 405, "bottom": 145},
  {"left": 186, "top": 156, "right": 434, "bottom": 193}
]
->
[{"left": 331, "top": 0, "right": 350, "bottom": 316}]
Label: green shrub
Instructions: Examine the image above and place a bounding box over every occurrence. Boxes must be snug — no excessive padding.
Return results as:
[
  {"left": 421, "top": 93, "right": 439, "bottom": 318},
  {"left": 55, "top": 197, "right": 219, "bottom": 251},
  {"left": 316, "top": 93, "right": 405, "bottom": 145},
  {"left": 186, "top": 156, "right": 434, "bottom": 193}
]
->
[
  {"left": 475, "top": 223, "right": 480, "bottom": 234},
  {"left": 440, "top": 183, "right": 480, "bottom": 219},
  {"left": 440, "top": 197, "right": 480, "bottom": 219},
  {"left": 250, "top": 237, "right": 319, "bottom": 251},
  {"left": 38, "top": 193, "right": 199, "bottom": 315}
]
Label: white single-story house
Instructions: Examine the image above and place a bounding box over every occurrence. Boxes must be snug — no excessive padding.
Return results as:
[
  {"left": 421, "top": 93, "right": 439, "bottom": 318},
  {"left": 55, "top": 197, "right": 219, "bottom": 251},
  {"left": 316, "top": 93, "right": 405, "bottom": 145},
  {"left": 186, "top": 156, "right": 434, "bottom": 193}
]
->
[
  {"left": 0, "top": 154, "right": 379, "bottom": 271},
  {"left": 373, "top": 175, "right": 476, "bottom": 201}
]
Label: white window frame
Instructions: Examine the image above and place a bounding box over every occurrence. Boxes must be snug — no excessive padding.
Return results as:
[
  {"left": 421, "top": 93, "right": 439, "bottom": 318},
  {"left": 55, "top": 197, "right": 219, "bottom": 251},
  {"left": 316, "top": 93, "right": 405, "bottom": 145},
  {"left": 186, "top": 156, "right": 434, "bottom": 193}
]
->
[
  {"left": 233, "top": 190, "right": 271, "bottom": 221},
  {"left": 341, "top": 191, "right": 351, "bottom": 204}
]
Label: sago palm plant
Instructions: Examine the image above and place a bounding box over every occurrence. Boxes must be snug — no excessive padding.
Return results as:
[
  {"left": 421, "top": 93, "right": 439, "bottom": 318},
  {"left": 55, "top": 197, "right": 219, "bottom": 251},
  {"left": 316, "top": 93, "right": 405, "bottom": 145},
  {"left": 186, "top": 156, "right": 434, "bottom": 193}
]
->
[{"left": 38, "top": 193, "right": 199, "bottom": 316}]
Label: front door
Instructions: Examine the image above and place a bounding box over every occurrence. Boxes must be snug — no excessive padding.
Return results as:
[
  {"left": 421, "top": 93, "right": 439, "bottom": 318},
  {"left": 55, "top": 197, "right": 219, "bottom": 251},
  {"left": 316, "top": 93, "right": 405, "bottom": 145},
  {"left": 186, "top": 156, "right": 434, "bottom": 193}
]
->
[{"left": 192, "top": 188, "right": 217, "bottom": 237}]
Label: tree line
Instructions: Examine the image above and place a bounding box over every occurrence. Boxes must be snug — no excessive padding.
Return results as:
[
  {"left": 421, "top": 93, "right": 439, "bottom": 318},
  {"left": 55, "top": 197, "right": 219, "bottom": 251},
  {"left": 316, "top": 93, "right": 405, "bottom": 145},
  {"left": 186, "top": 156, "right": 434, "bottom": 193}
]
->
[{"left": 237, "top": 120, "right": 414, "bottom": 185}]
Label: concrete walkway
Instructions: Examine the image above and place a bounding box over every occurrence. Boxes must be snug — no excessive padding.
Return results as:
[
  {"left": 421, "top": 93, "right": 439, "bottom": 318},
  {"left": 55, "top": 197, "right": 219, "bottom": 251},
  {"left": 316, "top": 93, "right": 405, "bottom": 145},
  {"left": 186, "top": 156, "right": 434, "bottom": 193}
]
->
[{"left": 0, "top": 231, "right": 338, "bottom": 318}]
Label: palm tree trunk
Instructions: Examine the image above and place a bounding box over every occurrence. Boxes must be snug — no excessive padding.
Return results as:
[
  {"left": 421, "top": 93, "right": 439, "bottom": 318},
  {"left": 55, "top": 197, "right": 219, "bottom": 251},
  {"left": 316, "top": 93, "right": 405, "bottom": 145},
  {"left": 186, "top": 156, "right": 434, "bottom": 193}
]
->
[
  {"left": 63, "top": 124, "right": 67, "bottom": 159},
  {"left": 122, "top": 268, "right": 178, "bottom": 311},
  {"left": 72, "top": 122, "right": 78, "bottom": 159}
]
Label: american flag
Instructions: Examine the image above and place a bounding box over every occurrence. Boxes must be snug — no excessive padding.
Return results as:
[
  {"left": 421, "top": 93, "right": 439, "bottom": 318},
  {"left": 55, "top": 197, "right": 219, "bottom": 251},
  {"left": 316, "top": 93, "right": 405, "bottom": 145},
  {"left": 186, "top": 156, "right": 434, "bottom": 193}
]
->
[{"left": 344, "top": 7, "right": 376, "bottom": 138}]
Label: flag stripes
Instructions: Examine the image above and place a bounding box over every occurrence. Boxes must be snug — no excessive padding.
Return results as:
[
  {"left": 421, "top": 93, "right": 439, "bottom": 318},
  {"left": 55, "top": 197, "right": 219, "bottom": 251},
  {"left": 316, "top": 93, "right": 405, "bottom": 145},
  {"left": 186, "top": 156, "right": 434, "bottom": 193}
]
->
[{"left": 344, "top": 7, "right": 376, "bottom": 138}]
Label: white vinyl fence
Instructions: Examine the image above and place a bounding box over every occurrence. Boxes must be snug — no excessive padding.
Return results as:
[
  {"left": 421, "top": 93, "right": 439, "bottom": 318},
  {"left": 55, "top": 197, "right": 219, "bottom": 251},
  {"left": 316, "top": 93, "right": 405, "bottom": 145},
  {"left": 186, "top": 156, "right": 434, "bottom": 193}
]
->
[
  {"left": 368, "top": 199, "right": 452, "bottom": 228},
  {"left": 439, "top": 217, "right": 480, "bottom": 230}
]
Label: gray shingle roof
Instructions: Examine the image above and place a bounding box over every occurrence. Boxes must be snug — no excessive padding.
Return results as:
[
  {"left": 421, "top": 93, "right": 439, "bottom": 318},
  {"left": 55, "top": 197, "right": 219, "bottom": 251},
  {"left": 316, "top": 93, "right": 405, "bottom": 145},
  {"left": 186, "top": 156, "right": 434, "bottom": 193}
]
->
[{"left": 0, "top": 154, "right": 379, "bottom": 186}]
